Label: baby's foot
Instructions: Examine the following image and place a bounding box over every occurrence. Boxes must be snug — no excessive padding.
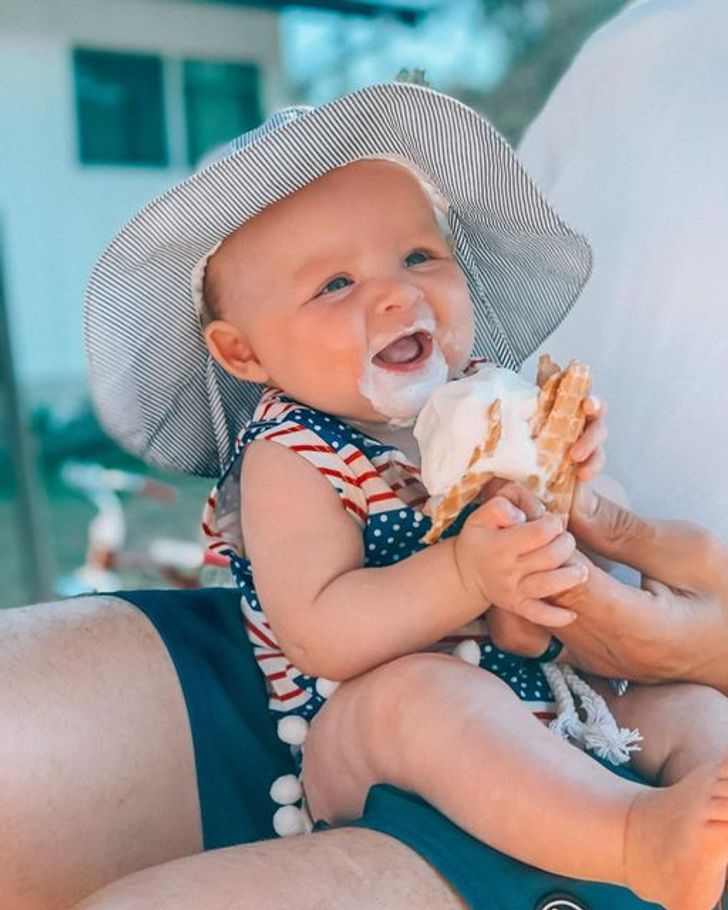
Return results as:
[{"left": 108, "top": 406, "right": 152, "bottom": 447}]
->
[{"left": 624, "top": 754, "right": 728, "bottom": 909}]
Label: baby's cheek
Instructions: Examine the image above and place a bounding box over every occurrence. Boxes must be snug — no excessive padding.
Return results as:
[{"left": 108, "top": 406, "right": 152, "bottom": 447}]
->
[{"left": 441, "top": 308, "right": 475, "bottom": 369}]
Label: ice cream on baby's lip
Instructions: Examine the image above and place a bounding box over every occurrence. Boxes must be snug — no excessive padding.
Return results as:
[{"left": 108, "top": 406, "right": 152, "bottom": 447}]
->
[
  {"left": 359, "top": 317, "right": 450, "bottom": 426},
  {"left": 370, "top": 319, "right": 435, "bottom": 371},
  {"left": 414, "top": 364, "right": 548, "bottom": 497}
]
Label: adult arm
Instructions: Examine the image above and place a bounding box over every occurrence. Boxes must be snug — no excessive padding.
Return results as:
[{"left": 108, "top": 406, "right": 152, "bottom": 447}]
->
[{"left": 553, "top": 486, "right": 728, "bottom": 694}]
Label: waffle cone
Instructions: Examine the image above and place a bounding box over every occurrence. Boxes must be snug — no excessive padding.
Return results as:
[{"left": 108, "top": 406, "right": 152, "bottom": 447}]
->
[
  {"left": 532, "top": 357, "right": 591, "bottom": 525},
  {"left": 422, "top": 400, "right": 501, "bottom": 544}
]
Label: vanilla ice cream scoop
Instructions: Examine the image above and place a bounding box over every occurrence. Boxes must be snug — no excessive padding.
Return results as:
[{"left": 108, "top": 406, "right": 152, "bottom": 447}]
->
[
  {"left": 415, "top": 364, "right": 544, "bottom": 497},
  {"left": 415, "top": 358, "right": 591, "bottom": 542}
]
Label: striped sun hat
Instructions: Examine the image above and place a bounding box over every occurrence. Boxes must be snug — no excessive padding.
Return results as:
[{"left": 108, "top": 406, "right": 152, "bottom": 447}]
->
[{"left": 85, "top": 81, "right": 592, "bottom": 478}]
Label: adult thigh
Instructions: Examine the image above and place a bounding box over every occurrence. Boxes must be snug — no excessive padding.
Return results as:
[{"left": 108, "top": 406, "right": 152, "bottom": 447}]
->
[
  {"left": 72, "top": 828, "right": 466, "bottom": 910},
  {"left": 0, "top": 596, "right": 201, "bottom": 910}
]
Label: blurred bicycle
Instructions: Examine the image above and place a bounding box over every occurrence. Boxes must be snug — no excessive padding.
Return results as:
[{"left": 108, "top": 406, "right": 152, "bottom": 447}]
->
[{"left": 55, "top": 461, "right": 229, "bottom": 596}]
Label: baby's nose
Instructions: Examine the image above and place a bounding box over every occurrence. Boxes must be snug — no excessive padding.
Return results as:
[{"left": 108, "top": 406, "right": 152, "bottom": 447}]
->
[{"left": 372, "top": 278, "right": 422, "bottom": 313}]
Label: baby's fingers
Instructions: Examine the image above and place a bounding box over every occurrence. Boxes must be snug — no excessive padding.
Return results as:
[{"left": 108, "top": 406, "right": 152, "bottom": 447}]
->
[
  {"left": 504, "top": 512, "right": 564, "bottom": 553},
  {"left": 519, "top": 530, "right": 576, "bottom": 573},
  {"left": 520, "top": 564, "right": 588, "bottom": 600},
  {"left": 482, "top": 479, "right": 545, "bottom": 521},
  {"left": 468, "top": 495, "right": 527, "bottom": 530},
  {"left": 509, "top": 599, "right": 577, "bottom": 628}
]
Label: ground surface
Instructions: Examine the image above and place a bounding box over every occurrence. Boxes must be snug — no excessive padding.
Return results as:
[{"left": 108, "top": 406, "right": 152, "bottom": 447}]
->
[{"left": 1, "top": 463, "right": 214, "bottom": 609}]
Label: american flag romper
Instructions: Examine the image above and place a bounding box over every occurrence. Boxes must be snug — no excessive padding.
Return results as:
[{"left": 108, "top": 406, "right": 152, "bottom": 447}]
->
[{"left": 202, "top": 385, "right": 559, "bottom": 731}]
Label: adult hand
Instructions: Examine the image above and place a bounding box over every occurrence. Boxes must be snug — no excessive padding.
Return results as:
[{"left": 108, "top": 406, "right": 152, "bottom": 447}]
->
[{"left": 551, "top": 485, "right": 728, "bottom": 693}]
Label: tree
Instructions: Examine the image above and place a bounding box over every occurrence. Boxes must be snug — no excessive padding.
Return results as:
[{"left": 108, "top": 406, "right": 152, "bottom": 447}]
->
[{"left": 452, "top": 0, "right": 630, "bottom": 142}]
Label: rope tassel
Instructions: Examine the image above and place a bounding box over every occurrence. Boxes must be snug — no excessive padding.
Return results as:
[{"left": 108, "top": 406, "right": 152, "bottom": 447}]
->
[{"left": 541, "top": 663, "right": 642, "bottom": 766}]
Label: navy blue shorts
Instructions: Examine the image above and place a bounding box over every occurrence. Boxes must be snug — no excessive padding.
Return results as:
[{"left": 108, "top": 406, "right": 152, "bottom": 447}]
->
[{"left": 119, "top": 587, "right": 660, "bottom": 910}]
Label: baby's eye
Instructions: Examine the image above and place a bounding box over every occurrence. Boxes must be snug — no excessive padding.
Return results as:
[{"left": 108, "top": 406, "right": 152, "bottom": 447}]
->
[
  {"left": 316, "top": 275, "right": 352, "bottom": 297},
  {"left": 404, "top": 249, "right": 432, "bottom": 267}
]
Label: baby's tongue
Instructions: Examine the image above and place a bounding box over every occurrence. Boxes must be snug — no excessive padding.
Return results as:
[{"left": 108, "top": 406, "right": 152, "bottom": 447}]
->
[{"left": 376, "top": 334, "right": 421, "bottom": 365}]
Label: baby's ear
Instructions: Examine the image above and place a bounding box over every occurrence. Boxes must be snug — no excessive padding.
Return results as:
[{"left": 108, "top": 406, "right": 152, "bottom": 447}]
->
[{"left": 204, "top": 320, "right": 270, "bottom": 384}]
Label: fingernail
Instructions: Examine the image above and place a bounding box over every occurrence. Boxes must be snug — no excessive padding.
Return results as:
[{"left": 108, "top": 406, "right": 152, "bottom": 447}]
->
[
  {"left": 511, "top": 508, "right": 526, "bottom": 523},
  {"left": 534, "top": 501, "right": 546, "bottom": 517},
  {"left": 590, "top": 396, "right": 602, "bottom": 412},
  {"left": 575, "top": 484, "right": 598, "bottom": 518}
]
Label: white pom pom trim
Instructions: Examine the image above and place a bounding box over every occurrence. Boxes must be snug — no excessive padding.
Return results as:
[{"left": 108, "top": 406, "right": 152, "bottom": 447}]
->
[
  {"left": 270, "top": 774, "right": 303, "bottom": 805},
  {"left": 273, "top": 804, "right": 308, "bottom": 837},
  {"left": 315, "top": 677, "right": 340, "bottom": 698},
  {"left": 277, "top": 715, "right": 309, "bottom": 746},
  {"left": 454, "top": 639, "right": 481, "bottom": 666}
]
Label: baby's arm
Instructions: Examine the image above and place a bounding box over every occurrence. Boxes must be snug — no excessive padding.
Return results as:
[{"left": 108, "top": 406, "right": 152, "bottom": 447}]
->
[{"left": 241, "top": 440, "right": 579, "bottom": 681}]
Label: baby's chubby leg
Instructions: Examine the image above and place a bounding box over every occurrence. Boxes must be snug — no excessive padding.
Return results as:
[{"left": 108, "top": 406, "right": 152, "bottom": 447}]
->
[
  {"left": 303, "top": 653, "right": 728, "bottom": 909},
  {"left": 304, "top": 655, "right": 632, "bottom": 893}
]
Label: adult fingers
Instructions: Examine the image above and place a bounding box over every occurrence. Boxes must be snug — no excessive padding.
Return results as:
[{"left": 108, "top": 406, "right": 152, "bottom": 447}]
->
[
  {"left": 575, "top": 448, "right": 607, "bottom": 482},
  {"left": 569, "top": 409, "right": 608, "bottom": 464},
  {"left": 570, "top": 486, "right": 728, "bottom": 592},
  {"left": 582, "top": 395, "right": 606, "bottom": 418}
]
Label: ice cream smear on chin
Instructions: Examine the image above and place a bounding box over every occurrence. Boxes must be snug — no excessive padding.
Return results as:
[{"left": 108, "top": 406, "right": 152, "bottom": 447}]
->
[
  {"left": 414, "top": 365, "right": 547, "bottom": 496},
  {"left": 359, "top": 320, "right": 449, "bottom": 426}
]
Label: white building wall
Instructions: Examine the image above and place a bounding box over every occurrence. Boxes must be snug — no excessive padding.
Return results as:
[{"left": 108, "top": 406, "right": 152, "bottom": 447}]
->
[{"left": 0, "top": 0, "right": 285, "bottom": 393}]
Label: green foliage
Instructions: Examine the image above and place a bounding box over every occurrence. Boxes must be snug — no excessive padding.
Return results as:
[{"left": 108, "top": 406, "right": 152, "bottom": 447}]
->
[
  {"left": 462, "top": 0, "right": 631, "bottom": 143},
  {"left": 394, "top": 67, "right": 431, "bottom": 87}
]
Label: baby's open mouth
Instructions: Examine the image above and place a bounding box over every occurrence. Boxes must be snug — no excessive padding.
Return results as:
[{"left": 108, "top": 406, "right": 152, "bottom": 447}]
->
[{"left": 372, "top": 331, "right": 433, "bottom": 371}]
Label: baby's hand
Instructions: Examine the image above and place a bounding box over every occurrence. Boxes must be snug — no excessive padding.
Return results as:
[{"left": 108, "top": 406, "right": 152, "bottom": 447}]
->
[
  {"left": 454, "top": 481, "right": 583, "bottom": 628},
  {"left": 569, "top": 395, "right": 607, "bottom": 481}
]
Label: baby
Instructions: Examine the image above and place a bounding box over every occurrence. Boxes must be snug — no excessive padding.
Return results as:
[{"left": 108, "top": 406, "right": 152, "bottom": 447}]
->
[{"left": 87, "top": 83, "right": 728, "bottom": 910}]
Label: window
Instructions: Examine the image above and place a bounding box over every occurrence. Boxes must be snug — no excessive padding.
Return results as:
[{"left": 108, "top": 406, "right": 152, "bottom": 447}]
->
[
  {"left": 73, "top": 48, "right": 168, "bottom": 166},
  {"left": 184, "top": 60, "right": 262, "bottom": 167}
]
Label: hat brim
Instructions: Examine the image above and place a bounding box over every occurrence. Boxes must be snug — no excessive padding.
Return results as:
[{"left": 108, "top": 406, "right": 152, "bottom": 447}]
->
[{"left": 85, "top": 81, "right": 591, "bottom": 477}]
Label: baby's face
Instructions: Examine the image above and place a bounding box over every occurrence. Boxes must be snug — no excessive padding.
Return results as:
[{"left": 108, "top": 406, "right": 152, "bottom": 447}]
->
[{"left": 206, "top": 159, "right": 474, "bottom": 424}]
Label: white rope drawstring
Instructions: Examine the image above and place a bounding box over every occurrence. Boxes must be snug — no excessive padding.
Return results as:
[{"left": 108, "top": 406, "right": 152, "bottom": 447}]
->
[
  {"left": 541, "top": 661, "right": 583, "bottom": 742},
  {"left": 541, "top": 662, "right": 642, "bottom": 765}
]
